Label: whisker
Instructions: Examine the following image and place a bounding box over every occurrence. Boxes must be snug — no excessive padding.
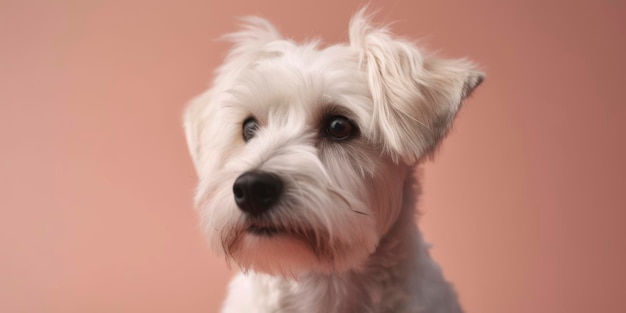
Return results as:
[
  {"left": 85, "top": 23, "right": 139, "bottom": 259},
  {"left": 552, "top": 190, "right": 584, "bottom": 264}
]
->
[{"left": 327, "top": 188, "right": 353, "bottom": 209}]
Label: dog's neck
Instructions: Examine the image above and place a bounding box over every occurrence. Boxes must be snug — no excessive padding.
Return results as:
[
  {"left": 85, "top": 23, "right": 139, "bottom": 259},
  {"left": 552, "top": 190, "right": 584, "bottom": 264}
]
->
[
  {"left": 292, "top": 207, "right": 422, "bottom": 312},
  {"left": 263, "top": 172, "right": 462, "bottom": 313}
]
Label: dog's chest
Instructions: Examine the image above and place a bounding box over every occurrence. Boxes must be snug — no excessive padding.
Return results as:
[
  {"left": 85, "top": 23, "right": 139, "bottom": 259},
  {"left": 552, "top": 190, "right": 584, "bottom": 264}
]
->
[{"left": 222, "top": 270, "right": 416, "bottom": 313}]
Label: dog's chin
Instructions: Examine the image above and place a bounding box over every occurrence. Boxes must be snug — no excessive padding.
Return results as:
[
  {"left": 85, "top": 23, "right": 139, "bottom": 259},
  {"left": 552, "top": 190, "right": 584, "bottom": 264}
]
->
[
  {"left": 224, "top": 223, "right": 375, "bottom": 277},
  {"left": 230, "top": 231, "right": 324, "bottom": 277}
]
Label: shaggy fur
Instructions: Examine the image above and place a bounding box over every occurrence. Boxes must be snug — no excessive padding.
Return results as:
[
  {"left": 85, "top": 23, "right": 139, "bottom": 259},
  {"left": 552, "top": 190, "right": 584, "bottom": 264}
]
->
[{"left": 184, "top": 9, "right": 483, "bottom": 313}]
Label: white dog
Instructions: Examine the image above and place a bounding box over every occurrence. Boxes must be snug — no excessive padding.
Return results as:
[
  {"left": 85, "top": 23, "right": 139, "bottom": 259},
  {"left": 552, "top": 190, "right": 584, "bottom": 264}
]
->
[{"left": 184, "top": 9, "right": 483, "bottom": 313}]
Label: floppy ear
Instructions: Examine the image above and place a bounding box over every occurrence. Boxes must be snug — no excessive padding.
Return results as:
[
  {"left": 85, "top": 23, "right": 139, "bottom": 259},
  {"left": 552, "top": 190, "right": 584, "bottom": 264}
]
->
[
  {"left": 349, "top": 9, "right": 484, "bottom": 164},
  {"left": 183, "top": 90, "right": 212, "bottom": 173},
  {"left": 220, "top": 16, "right": 283, "bottom": 66},
  {"left": 184, "top": 17, "right": 282, "bottom": 174}
]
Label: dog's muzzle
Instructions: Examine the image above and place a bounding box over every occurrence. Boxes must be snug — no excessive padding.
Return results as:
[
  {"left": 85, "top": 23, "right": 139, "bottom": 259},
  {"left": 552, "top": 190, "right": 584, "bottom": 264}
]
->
[{"left": 233, "top": 170, "right": 283, "bottom": 216}]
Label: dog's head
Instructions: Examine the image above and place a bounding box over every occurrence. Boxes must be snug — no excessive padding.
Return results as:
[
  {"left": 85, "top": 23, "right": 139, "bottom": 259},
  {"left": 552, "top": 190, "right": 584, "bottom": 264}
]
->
[{"left": 184, "top": 10, "right": 483, "bottom": 277}]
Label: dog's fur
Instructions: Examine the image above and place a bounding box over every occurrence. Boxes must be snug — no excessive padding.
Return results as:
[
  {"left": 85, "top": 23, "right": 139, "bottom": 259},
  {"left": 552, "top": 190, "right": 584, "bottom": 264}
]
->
[{"left": 184, "top": 9, "right": 483, "bottom": 313}]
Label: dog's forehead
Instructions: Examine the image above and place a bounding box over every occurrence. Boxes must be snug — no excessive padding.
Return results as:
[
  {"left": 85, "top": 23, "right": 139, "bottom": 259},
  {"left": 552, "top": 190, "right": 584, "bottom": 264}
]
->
[
  {"left": 229, "top": 42, "right": 371, "bottom": 122},
  {"left": 255, "top": 44, "right": 363, "bottom": 93},
  {"left": 261, "top": 42, "right": 357, "bottom": 74}
]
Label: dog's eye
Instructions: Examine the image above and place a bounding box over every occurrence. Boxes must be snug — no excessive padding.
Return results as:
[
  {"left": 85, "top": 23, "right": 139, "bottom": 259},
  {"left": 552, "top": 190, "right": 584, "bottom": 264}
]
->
[
  {"left": 242, "top": 117, "right": 259, "bottom": 142},
  {"left": 324, "top": 115, "right": 357, "bottom": 140}
]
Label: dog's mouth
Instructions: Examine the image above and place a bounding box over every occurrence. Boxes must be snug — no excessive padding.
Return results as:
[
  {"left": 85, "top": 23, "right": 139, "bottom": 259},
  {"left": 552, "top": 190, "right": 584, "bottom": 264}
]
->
[
  {"left": 235, "top": 221, "right": 330, "bottom": 259},
  {"left": 246, "top": 224, "right": 287, "bottom": 236}
]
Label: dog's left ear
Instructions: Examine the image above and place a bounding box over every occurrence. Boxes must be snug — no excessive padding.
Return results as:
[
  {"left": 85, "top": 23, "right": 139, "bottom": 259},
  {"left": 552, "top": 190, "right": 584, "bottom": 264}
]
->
[{"left": 349, "top": 10, "right": 484, "bottom": 164}]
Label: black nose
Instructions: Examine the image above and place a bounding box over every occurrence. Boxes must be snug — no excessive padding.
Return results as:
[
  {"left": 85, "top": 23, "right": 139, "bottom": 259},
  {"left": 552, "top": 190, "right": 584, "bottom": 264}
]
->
[{"left": 233, "top": 171, "right": 283, "bottom": 215}]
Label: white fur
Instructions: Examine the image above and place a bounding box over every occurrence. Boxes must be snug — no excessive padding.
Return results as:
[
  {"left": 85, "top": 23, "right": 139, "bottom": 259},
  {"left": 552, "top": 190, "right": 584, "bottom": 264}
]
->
[{"left": 184, "top": 8, "right": 483, "bottom": 313}]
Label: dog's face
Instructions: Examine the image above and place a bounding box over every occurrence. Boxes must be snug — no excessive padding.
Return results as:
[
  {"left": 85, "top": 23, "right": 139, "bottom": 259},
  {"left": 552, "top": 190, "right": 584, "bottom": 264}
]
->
[{"left": 184, "top": 11, "right": 483, "bottom": 277}]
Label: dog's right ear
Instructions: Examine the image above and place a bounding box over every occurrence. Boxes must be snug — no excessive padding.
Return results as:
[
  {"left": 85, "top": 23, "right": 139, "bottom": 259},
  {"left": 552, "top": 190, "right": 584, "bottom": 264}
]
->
[
  {"left": 183, "top": 91, "right": 211, "bottom": 174},
  {"left": 184, "top": 18, "right": 282, "bottom": 174},
  {"left": 219, "top": 17, "right": 283, "bottom": 71},
  {"left": 224, "top": 16, "right": 283, "bottom": 45}
]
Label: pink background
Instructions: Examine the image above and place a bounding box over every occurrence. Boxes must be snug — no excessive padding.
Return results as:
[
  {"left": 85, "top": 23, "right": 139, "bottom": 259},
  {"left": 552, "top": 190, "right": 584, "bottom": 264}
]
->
[{"left": 2, "top": 1, "right": 625, "bottom": 312}]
